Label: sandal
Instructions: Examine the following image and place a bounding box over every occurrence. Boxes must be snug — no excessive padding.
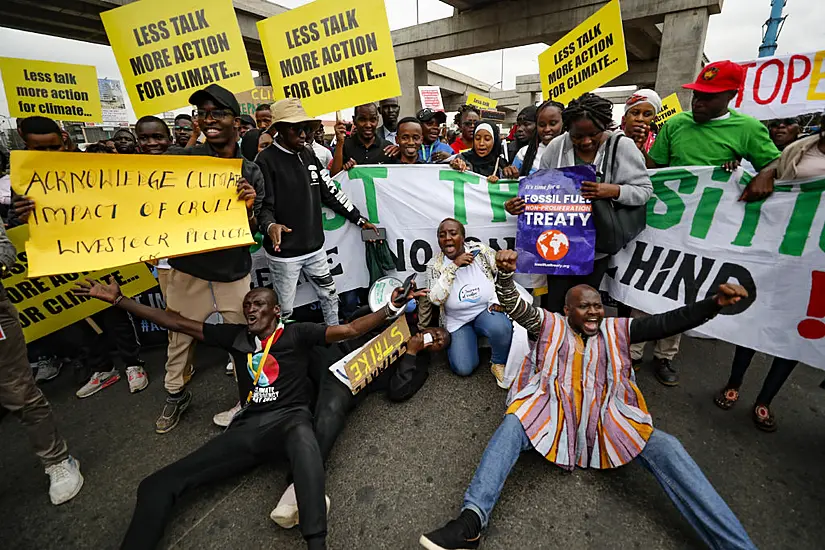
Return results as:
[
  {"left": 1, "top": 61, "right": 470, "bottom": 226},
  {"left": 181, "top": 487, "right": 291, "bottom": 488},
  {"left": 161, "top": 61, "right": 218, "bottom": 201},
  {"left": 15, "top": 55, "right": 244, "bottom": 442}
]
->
[
  {"left": 753, "top": 404, "right": 777, "bottom": 432},
  {"left": 714, "top": 387, "right": 739, "bottom": 410}
]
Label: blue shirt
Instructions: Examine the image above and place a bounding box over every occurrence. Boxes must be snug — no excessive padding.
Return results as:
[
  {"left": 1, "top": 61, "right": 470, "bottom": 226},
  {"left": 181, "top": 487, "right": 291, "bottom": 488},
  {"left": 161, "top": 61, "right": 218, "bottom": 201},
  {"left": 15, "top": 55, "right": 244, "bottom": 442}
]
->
[{"left": 418, "top": 141, "right": 454, "bottom": 163}]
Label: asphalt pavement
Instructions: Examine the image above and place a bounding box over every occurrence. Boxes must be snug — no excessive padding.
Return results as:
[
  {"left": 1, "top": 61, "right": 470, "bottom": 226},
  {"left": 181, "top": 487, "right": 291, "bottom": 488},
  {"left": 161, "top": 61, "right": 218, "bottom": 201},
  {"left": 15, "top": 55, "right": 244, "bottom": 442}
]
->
[{"left": 1, "top": 334, "right": 823, "bottom": 549}]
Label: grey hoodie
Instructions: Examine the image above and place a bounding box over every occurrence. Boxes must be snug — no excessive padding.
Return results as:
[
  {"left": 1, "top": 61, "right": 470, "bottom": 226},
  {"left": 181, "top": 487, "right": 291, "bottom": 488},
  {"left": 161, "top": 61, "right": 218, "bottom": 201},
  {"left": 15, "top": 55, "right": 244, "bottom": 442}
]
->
[{"left": 539, "top": 129, "right": 653, "bottom": 207}]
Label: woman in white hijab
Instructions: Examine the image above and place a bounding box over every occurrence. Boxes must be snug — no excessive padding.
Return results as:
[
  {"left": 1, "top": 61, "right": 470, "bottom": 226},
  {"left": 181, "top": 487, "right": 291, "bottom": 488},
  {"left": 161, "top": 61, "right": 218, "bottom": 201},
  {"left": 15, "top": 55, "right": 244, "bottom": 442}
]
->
[{"left": 620, "top": 88, "right": 662, "bottom": 153}]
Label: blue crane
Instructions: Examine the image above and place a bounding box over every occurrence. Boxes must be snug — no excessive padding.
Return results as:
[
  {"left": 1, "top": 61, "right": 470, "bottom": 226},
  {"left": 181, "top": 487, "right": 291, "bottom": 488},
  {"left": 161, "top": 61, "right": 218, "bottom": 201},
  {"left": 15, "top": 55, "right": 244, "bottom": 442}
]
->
[{"left": 759, "top": 0, "right": 787, "bottom": 58}]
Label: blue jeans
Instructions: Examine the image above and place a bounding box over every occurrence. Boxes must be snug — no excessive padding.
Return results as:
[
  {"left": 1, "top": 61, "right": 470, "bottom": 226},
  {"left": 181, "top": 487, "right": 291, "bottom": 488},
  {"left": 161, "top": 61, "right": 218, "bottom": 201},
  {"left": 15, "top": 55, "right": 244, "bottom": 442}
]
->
[
  {"left": 462, "top": 415, "right": 756, "bottom": 550},
  {"left": 447, "top": 310, "right": 512, "bottom": 376}
]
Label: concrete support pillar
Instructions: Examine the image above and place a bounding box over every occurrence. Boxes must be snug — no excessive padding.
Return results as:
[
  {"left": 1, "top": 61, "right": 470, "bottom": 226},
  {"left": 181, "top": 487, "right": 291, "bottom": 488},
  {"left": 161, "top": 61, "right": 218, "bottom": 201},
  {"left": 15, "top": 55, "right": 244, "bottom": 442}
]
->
[
  {"left": 397, "top": 58, "right": 428, "bottom": 117},
  {"left": 517, "top": 91, "right": 535, "bottom": 112},
  {"left": 654, "top": 8, "right": 709, "bottom": 108}
]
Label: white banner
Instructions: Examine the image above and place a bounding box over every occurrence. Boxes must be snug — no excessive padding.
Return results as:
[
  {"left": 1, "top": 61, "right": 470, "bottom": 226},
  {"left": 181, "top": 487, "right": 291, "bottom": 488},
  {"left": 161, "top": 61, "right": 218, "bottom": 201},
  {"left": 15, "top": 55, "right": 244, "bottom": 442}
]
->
[
  {"left": 734, "top": 50, "right": 825, "bottom": 120},
  {"left": 254, "top": 164, "right": 824, "bottom": 370}
]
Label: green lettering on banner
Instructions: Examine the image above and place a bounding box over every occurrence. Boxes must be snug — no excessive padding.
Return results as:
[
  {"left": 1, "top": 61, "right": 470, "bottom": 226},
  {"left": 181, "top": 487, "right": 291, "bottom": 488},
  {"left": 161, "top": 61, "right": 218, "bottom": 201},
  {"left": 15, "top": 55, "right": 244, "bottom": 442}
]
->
[
  {"left": 488, "top": 180, "right": 519, "bottom": 222},
  {"left": 731, "top": 199, "right": 765, "bottom": 248},
  {"left": 646, "top": 169, "right": 697, "bottom": 230},
  {"left": 690, "top": 188, "right": 724, "bottom": 239},
  {"left": 348, "top": 166, "right": 387, "bottom": 224},
  {"left": 779, "top": 179, "right": 825, "bottom": 256},
  {"left": 439, "top": 170, "right": 481, "bottom": 224}
]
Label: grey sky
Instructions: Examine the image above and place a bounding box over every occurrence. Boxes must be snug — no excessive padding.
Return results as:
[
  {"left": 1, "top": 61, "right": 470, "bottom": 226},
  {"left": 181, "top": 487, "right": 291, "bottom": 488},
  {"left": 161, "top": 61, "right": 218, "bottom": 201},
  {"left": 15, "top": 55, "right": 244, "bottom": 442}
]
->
[{"left": 0, "top": 0, "right": 822, "bottom": 127}]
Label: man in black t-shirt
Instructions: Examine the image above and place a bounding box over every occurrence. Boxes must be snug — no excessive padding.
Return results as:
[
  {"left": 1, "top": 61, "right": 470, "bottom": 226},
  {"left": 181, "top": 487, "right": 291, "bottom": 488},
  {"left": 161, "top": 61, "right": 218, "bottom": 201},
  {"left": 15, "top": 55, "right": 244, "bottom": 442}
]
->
[
  {"left": 76, "top": 277, "right": 422, "bottom": 550},
  {"left": 330, "top": 103, "right": 399, "bottom": 175}
]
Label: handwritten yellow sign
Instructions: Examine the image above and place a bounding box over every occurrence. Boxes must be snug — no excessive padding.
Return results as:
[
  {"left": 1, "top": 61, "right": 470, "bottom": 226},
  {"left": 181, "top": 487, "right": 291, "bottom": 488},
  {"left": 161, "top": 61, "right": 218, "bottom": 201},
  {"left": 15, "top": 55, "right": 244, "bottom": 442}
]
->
[
  {"left": 101, "top": 0, "right": 254, "bottom": 117},
  {"left": 466, "top": 93, "right": 498, "bottom": 110},
  {"left": 10, "top": 151, "right": 254, "bottom": 277},
  {"left": 257, "top": 0, "right": 401, "bottom": 117},
  {"left": 655, "top": 93, "right": 683, "bottom": 125},
  {"left": 344, "top": 315, "right": 410, "bottom": 394},
  {"left": 1, "top": 226, "right": 157, "bottom": 342},
  {"left": 0, "top": 58, "right": 102, "bottom": 122},
  {"left": 235, "top": 86, "right": 275, "bottom": 116},
  {"left": 538, "top": 0, "right": 628, "bottom": 104}
]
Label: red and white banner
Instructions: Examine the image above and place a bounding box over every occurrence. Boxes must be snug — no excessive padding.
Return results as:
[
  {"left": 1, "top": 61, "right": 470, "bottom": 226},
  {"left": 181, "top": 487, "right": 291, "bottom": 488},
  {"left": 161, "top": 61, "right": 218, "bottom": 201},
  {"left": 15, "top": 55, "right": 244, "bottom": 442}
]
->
[
  {"left": 418, "top": 86, "right": 445, "bottom": 112},
  {"left": 734, "top": 50, "right": 825, "bottom": 120}
]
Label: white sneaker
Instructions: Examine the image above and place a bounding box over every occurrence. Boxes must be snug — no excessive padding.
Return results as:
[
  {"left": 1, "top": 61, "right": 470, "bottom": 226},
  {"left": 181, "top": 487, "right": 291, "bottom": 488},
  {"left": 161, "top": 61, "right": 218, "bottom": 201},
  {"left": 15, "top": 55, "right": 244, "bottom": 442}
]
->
[
  {"left": 76, "top": 370, "right": 121, "bottom": 398},
  {"left": 212, "top": 402, "right": 242, "bottom": 428},
  {"left": 46, "top": 456, "right": 84, "bottom": 505},
  {"left": 34, "top": 357, "right": 62, "bottom": 383},
  {"left": 269, "top": 484, "right": 330, "bottom": 529},
  {"left": 126, "top": 365, "right": 149, "bottom": 393}
]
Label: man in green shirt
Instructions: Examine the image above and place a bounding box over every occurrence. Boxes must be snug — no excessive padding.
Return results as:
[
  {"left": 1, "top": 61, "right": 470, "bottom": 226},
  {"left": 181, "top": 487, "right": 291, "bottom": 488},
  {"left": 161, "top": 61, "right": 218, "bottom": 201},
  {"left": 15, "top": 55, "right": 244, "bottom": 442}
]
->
[{"left": 642, "top": 60, "right": 781, "bottom": 386}]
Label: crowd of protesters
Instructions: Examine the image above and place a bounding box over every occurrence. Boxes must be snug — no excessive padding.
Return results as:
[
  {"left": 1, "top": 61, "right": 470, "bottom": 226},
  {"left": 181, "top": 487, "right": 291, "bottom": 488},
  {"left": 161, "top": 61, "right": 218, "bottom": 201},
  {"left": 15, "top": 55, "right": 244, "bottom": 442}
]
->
[{"left": 1, "top": 56, "right": 823, "bottom": 550}]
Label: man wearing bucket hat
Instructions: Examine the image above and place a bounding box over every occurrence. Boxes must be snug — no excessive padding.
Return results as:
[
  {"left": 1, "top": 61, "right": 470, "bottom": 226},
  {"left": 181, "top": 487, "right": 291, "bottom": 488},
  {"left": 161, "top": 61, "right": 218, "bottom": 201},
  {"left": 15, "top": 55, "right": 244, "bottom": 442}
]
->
[
  {"left": 256, "top": 98, "right": 378, "bottom": 327},
  {"left": 644, "top": 61, "right": 781, "bottom": 387}
]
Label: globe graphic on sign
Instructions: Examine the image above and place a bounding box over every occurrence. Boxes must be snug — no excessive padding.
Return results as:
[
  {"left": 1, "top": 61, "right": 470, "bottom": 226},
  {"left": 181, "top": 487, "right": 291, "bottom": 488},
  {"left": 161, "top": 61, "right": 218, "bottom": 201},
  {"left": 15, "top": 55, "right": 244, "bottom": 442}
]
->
[{"left": 536, "top": 230, "right": 570, "bottom": 261}]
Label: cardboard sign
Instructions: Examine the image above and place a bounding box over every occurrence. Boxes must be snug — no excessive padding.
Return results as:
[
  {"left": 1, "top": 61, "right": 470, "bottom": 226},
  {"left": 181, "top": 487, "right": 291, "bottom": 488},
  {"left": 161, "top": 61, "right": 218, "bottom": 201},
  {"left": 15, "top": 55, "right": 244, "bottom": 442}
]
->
[
  {"left": 343, "top": 315, "right": 411, "bottom": 394},
  {"left": 98, "top": 78, "right": 128, "bottom": 123},
  {"left": 0, "top": 58, "right": 102, "bottom": 122},
  {"left": 516, "top": 167, "right": 597, "bottom": 276},
  {"left": 10, "top": 151, "right": 254, "bottom": 277},
  {"left": 655, "top": 93, "right": 683, "bottom": 125},
  {"left": 101, "top": 0, "right": 254, "bottom": 117},
  {"left": 734, "top": 50, "right": 825, "bottom": 120},
  {"left": 538, "top": 0, "right": 628, "bottom": 104},
  {"left": 466, "top": 93, "right": 498, "bottom": 110},
  {"left": 257, "top": 0, "right": 401, "bottom": 117},
  {"left": 418, "top": 85, "right": 444, "bottom": 112},
  {"left": 1, "top": 226, "right": 157, "bottom": 343},
  {"left": 235, "top": 86, "right": 275, "bottom": 116}
]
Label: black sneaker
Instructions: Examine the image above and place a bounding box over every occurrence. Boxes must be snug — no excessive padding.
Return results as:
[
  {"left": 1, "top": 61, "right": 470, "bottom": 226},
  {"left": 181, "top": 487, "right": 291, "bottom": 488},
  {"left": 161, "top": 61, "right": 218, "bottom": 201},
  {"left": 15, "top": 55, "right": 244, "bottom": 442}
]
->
[
  {"left": 631, "top": 358, "right": 644, "bottom": 371},
  {"left": 653, "top": 358, "right": 679, "bottom": 387},
  {"left": 420, "top": 510, "right": 481, "bottom": 550},
  {"left": 155, "top": 390, "right": 192, "bottom": 434}
]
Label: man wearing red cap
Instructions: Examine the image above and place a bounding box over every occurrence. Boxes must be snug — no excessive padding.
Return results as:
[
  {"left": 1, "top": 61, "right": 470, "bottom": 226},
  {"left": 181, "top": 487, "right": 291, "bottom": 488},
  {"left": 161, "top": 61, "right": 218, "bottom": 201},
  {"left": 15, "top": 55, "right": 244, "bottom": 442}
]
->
[{"left": 642, "top": 60, "right": 781, "bottom": 387}]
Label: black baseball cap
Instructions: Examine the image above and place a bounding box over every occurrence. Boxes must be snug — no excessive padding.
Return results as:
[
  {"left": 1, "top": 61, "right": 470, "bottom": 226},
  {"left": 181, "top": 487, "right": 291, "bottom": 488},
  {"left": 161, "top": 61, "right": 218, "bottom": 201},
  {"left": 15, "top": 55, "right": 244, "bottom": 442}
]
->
[
  {"left": 189, "top": 84, "right": 240, "bottom": 116},
  {"left": 417, "top": 108, "right": 447, "bottom": 124},
  {"left": 240, "top": 114, "right": 256, "bottom": 127}
]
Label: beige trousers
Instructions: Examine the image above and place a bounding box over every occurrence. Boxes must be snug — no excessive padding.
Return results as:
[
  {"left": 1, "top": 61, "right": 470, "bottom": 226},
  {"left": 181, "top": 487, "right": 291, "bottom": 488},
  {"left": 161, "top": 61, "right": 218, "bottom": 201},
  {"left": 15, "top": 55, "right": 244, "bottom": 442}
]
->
[
  {"left": 629, "top": 309, "right": 682, "bottom": 361},
  {"left": 163, "top": 269, "right": 250, "bottom": 393}
]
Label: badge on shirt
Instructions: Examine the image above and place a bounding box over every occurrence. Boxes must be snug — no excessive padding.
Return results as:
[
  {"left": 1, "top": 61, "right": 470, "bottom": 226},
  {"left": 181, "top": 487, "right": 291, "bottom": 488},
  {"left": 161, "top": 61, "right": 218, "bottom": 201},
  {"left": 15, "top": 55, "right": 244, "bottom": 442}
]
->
[
  {"left": 0, "top": 323, "right": 6, "bottom": 341},
  {"left": 458, "top": 285, "right": 481, "bottom": 303}
]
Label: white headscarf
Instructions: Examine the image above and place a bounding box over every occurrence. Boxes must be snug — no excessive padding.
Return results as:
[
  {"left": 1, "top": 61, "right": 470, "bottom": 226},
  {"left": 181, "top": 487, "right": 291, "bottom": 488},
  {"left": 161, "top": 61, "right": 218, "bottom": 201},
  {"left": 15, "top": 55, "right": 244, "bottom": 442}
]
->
[
  {"left": 474, "top": 123, "right": 495, "bottom": 137},
  {"left": 624, "top": 89, "right": 663, "bottom": 114}
]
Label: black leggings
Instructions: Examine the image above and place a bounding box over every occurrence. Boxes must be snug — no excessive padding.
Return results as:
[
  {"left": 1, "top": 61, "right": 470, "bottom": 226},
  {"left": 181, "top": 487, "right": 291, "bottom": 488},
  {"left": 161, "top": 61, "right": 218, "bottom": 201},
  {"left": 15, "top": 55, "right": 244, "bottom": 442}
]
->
[
  {"left": 541, "top": 256, "right": 610, "bottom": 313},
  {"left": 121, "top": 408, "right": 326, "bottom": 550},
  {"left": 727, "top": 346, "right": 798, "bottom": 406}
]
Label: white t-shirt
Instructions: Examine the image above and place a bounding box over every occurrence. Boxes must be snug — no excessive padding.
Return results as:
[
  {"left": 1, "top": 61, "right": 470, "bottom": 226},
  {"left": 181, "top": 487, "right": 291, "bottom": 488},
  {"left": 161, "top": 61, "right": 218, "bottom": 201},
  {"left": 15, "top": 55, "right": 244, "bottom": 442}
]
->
[
  {"left": 443, "top": 262, "right": 495, "bottom": 332},
  {"left": 311, "top": 141, "right": 333, "bottom": 171},
  {"left": 795, "top": 143, "right": 825, "bottom": 179}
]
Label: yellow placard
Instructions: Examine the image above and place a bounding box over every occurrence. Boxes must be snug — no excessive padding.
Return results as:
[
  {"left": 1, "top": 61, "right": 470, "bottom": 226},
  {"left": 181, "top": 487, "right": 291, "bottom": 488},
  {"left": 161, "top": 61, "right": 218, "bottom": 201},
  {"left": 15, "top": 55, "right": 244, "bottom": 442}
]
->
[
  {"left": 101, "top": 0, "right": 255, "bottom": 118},
  {"left": 235, "top": 86, "right": 275, "bottom": 116},
  {"left": 257, "top": 0, "right": 401, "bottom": 117},
  {"left": 655, "top": 93, "right": 683, "bottom": 125},
  {"left": 10, "top": 151, "right": 254, "bottom": 277},
  {"left": 538, "top": 0, "right": 628, "bottom": 104},
  {"left": 466, "top": 93, "right": 498, "bottom": 110},
  {"left": 0, "top": 58, "right": 102, "bottom": 122},
  {"left": 1, "top": 226, "right": 157, "bottom": 343},
  {"left": 344, "top": 315, "right": 411, "bottom": 394}
]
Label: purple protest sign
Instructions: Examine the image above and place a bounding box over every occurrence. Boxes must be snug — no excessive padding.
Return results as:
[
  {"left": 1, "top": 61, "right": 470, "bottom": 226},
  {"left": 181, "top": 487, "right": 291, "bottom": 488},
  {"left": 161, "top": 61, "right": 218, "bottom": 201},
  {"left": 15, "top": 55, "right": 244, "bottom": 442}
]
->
[{"left": 515, "top": 166, "right": 596, "bottom": 276}]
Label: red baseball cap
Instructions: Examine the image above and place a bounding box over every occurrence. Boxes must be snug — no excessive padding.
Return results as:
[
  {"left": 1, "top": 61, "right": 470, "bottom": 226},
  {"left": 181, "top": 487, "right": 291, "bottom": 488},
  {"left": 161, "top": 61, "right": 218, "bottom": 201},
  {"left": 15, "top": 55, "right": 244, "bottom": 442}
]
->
[{"left": 682, "top": 61, "right": 745, "bottom": 93}]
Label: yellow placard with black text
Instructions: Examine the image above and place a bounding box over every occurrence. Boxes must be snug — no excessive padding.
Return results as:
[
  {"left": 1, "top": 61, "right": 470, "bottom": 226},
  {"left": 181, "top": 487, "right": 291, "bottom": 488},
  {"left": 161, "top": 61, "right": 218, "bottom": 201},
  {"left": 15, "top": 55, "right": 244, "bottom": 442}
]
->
[
  {"left": 101, "top": 0, "right": 254, "bottom": 117},
  {"left": 10, "top": 151, "right": 254, "bottom": 277},
  {"left": 538, "top": 0, "right": 628, "bottom": 104},
  {"left": 0, "top": 58, "right": 102, "bottom": 122},
  {"left": 257, "top": 0, "right": 401, "bottom": 117},
  {"left": 655, "top": 93, "right": 683, "bottom": 125},
  {"left": 466, "top": 93, "right": 498, "bottom": 110},
  {"left": 1, "top": 226, "right": 157, "bottom": 343}
]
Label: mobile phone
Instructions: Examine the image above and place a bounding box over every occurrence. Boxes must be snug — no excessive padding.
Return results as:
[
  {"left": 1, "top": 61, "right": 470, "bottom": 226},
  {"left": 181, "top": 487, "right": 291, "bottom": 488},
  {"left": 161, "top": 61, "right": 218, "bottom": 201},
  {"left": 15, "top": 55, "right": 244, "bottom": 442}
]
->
[
  {"left": 361, "top": 227, "right": 387, "bottom": 241},
  {"left": 423, "top": 333, "right": 434, "bottom": 345},
  {"left": 394, "top": 273, "right": 416, "bottom": 306},
  {"left": 471, "top": 249, "right": 480, "bottom": 258}
]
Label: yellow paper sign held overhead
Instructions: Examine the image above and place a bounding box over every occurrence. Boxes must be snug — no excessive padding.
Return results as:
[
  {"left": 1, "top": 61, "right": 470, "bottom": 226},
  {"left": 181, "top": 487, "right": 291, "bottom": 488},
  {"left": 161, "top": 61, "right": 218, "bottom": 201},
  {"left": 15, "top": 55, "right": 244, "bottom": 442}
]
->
[
  {"left": 10, "top": 151, "right": 254, "bottom": 277},
  {"left": 235, "top": 86, "right": 275, "bottom": 116},
  {"left": 257, "top": 0, "right": 401, "bottom": 117},
  {"left": 538, "top": 0, "right": 628, "bottom": 105},
  {"left": 0, "top": 58, "right": 102, "bottom": 122},
  {"left": 1, "top": 226, "right": 157, "bottom": 343},
  {"left": 655, "top": 93, "right": 683, "bottom": 125},
  {"left": 466, "top": 93, "right": 498, "bottom": 110},
  {"left": 101, "top": 0, "right": 255, "bottom": 118}
]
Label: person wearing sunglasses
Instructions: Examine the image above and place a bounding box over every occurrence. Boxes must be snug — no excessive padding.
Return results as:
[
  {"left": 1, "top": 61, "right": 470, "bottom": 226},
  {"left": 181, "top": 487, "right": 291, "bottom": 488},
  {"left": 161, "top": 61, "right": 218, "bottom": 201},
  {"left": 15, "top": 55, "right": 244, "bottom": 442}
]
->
[
  {"left": 767, "top": 117, "right": 801, "bottom": 151},
  {"left": 155, "top": 84, "right": 264, "bottom": 435},
  {"left": 451, "top": 104, "right": 481, "bottom": 154},
  {"left": 172, "top": 114, "right": 194, "bottom": 148},
  {"left": 256, "top": 98, "right": 378, "bottom": 328}
]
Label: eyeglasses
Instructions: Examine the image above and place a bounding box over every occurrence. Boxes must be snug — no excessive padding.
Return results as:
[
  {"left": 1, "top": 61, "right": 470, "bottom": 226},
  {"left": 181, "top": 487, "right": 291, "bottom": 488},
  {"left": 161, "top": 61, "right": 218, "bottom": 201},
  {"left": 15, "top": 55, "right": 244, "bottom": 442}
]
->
[
  {"left": 288, "top": 123, "right": 315, "bottom": 135},
  {"left": 769, "top": 118, "right": 799, "bottom": 127},
  {"left": 195, "top": 109, "right": 234, "bottom": 120},
  {"left": 461, "top": 120, "right": 478, "bottom": 128},
  {"left": 174, "top": 125, "right": 192, "bottom": 131}
]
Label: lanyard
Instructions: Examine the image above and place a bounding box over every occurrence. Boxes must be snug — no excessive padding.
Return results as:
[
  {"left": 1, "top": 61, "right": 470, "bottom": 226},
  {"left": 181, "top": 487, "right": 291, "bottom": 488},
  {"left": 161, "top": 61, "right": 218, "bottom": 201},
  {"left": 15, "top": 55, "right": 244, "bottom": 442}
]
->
[
  {"left": 246, "top": 325, "right": 283, "bottom": 405},
  {"left": 421, "top": 142, "right": 437, "bottom": 162}
]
